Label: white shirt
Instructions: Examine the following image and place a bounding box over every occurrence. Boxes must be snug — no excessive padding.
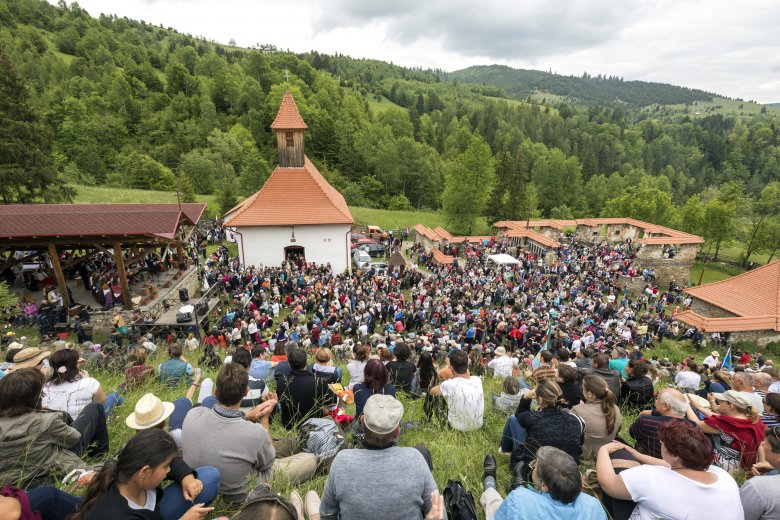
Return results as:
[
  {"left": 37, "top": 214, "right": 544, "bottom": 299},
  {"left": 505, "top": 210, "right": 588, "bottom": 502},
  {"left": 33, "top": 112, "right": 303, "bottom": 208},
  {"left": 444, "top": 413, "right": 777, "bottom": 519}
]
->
[
  {"left": 43, "top": 377, "right": 101, "bottom": 418},
  {"left": 487, "top": 356, "right": 518, "bottom": 378},
  {"left": 439, "top": 376, "right": 484, "bottom": 432},
  {"left": 675, "top": 370, "right": 701, "bottom": 391},
  {"left": 620, "top": 464, "right": 743, "bottom": 520},
  {"left": 702, "top": 355, "right": 719, "bottom": 368},
  {"left": 346, "top": 360, "right": 367, "bottom": 389},
  {"left": 769, "top": 381, "right": 780, "bottom": 394}
]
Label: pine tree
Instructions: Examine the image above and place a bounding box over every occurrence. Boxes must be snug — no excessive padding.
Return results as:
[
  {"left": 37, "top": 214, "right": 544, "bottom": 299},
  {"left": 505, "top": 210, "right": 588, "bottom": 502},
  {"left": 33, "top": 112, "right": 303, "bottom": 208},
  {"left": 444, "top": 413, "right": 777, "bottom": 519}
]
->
[{"left": 0, "top": 49, "right": 73, "bottom": 203}]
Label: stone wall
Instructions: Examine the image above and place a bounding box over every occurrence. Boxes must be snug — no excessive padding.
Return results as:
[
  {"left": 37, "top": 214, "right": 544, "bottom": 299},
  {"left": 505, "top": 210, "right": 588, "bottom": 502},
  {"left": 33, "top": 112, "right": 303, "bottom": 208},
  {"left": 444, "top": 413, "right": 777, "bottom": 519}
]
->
[
  {"left": 730, "top": 330, "right": 780, "bottom": 348},
  {"left": 636, "top": 243, "right": 697, "bottom": 287},
  {"left": 690, "top": 298, "right": 736, "bottom": 318}
]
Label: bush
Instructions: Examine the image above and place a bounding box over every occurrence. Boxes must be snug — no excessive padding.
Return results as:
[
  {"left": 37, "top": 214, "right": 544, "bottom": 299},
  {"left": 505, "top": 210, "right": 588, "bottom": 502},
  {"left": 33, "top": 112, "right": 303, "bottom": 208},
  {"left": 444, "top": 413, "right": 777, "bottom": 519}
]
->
[{"left": 386, "top": 194, "right": 413, "bottom": 211}]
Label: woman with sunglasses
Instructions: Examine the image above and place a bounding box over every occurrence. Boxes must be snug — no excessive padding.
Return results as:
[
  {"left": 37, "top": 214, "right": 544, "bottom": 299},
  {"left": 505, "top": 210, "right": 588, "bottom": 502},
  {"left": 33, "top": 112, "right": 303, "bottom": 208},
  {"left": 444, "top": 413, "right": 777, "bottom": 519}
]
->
[
  {"left": 596, "top": 420, "right": 743, "bottom": 520},
  {"left": 741, "top": 425, "right": 780, "bottom": 520},
  {"left": 686, "top": 390, "right": 765, "bottom": 473}
]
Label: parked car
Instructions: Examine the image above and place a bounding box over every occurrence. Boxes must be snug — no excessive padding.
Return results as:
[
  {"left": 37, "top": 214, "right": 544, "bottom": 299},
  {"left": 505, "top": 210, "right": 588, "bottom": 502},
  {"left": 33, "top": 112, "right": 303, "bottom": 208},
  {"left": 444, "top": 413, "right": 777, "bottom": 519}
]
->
[
  {"left": 366, "top": 261, "right": 388, "bottom": 274},
  {"left": 353, "top": 249, "right": 372, "bottom": 269},
  {"left": 359, "top": 243, "right": 386, "bottom": 258}
]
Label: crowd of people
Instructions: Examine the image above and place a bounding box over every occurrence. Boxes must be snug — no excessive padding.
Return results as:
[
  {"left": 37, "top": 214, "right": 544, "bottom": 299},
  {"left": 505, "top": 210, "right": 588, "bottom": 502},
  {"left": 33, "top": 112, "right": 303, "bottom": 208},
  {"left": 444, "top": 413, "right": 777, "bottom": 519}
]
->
[{"left": 1, "top": 227, "right": 779, "bottom": 520}]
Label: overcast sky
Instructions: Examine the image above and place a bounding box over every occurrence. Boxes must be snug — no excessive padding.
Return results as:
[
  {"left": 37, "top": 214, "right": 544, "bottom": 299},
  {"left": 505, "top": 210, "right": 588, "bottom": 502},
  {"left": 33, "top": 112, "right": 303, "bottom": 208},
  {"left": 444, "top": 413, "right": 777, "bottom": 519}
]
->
[{"left": 61, "top": 0, "right": 780, "bottom": 103}]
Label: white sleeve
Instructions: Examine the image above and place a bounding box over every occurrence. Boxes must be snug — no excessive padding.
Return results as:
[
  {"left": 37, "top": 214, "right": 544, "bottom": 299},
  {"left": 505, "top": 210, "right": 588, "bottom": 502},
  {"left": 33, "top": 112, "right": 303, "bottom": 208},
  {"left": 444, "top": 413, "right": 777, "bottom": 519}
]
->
[
  {"left": 85, "top": 377, "right": 101, "bottom": 395},
  {"left": 619, "top": 464, "right": 658, "bottom": 503},
  {"left": 439, "top": 379, "right": 452, "bottom": 398}
]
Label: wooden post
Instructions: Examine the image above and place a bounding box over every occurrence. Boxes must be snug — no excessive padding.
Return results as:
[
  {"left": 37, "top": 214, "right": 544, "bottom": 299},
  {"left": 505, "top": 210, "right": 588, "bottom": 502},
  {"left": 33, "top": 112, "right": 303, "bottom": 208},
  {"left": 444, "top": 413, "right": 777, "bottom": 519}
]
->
[
  {"left": 47, "top": 243, "right": 70, "bottom": 309},
  {"left": 113, "top": 241, "right": 132, "bottom": 310}
]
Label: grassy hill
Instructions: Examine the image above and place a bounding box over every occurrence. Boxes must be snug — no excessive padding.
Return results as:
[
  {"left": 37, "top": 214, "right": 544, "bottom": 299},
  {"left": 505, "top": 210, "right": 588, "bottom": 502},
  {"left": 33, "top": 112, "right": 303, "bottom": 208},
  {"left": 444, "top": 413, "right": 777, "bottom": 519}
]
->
[{"left": 449, "top": 64, "right": 716, "bottom": 107}]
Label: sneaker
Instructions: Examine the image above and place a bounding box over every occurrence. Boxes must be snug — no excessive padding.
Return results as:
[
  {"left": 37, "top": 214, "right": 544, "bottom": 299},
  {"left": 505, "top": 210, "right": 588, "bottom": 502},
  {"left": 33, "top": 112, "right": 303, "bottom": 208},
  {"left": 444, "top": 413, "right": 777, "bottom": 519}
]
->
[
  {"left": 289, "top": 490, "right": 304, "bottom": 520},
  {"left": 305, "top": 490, "right": 321, "bottom": 519}
]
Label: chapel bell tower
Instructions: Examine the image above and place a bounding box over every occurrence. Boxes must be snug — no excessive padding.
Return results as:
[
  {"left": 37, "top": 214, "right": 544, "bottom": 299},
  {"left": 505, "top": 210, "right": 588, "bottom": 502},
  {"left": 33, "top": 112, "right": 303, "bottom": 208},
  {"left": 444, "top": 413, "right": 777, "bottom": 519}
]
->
[{"left": 270, "top": 91, "right": 308, "bottom": 168}]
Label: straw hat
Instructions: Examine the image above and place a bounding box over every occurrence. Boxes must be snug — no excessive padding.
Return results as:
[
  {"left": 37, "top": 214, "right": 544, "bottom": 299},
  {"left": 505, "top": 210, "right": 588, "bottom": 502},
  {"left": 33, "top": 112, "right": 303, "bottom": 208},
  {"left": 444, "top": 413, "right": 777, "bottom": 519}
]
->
[
  {"left": 125, "top": 393, "right": 175, "bottom": 430},
  {"left": 494, "top": 347, "right": 507, "bottom": 357},
  {"left": 12, "top": 347, "right": 51, "bottom": 368}
]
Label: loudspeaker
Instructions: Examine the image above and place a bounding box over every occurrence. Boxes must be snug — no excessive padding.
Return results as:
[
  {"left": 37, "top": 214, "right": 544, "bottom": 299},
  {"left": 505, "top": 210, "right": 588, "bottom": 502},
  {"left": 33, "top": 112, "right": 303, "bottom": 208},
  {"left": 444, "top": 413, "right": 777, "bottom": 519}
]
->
[
  {"left": 179, "top": 288, "right": 189, "bottom": 302},
  {"left": 176, "top": 312, "right": 192, "bottom": 323}
]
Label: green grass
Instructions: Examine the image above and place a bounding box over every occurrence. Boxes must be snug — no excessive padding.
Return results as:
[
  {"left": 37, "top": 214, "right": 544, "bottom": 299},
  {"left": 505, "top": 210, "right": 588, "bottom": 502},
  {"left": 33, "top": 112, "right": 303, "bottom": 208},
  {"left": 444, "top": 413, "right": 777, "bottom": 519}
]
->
[
  {"left": 689, "top": 261, "right": 747, "bottom": 285},
  {"left": 365, "top": 94, "right": 404, "bottom": 114},
  {"left": 71, "top": 185, "right": 221, "bottom": 218},
  {"left": 648, "top": 96, "right": 780, "bottom": 120},
  {"left": 350, "top": 206, "right": 492, "bottom": 235}
]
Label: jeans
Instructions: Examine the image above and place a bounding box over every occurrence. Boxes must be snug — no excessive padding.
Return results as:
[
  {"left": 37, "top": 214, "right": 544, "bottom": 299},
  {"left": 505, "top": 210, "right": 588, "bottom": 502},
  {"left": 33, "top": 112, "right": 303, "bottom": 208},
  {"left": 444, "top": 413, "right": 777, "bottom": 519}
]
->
[
  {"left": 168, "top": 383, "right": 217, "bottom": 449},
  {"left": 500, "top": 415, "right": 528, "bottom": 453},
  {"left": 27, "top": 486, "right": 81, "bottom": 520},
  {"left": 158, "top": 466, "right": 221, "bottom": 520},
  {"left": 103, "top": 392, "right": 125, "bottom": 415},
  {"left": 70, "top": 402, "right": 110, "bottom": 458}
]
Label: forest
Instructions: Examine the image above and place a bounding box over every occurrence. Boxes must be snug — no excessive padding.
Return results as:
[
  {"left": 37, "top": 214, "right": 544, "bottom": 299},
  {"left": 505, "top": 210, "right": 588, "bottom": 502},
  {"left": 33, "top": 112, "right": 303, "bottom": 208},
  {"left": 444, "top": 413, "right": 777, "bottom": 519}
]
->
[{"left": 0, "top": 0, "right": 779, "bottom": 264}]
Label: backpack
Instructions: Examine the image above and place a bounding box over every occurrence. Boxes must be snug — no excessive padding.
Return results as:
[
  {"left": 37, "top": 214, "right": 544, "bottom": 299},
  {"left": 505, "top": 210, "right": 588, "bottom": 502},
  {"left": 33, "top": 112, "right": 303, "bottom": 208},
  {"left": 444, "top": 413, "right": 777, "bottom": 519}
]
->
[
  {"left": 442, "top": 480, "right": 479, "bottom": 520},
  {"left": 297, "top": 418, "right": 346, "bottom": 473}
]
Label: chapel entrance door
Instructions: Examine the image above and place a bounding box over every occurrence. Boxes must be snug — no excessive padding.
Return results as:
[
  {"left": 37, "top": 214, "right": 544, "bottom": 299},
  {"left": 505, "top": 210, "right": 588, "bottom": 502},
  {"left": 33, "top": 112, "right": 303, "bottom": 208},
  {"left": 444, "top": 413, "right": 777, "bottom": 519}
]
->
[{"left": 284, "top": 245, "right": 305, "bottom": 261}]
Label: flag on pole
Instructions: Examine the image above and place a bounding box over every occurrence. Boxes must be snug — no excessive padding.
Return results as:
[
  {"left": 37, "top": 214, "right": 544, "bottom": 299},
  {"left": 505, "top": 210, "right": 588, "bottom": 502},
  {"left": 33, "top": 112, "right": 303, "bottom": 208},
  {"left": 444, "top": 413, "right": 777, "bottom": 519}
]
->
[
  {"left": 532, "top": 318, "right": 553, "bottom": 369},
  {"left": 720, "top": 347, "right": 732, "bottom": 371}
]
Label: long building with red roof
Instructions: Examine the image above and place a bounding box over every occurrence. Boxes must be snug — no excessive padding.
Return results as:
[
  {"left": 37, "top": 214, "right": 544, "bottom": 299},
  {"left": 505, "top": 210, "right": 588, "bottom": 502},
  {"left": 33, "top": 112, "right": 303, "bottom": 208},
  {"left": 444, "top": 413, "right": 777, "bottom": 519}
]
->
[
  {"left": 676, "top": 261, "right": 780, "bottom": 345},
  {"left": 224, "top": 92, "right": 354, "bottom": 271}
]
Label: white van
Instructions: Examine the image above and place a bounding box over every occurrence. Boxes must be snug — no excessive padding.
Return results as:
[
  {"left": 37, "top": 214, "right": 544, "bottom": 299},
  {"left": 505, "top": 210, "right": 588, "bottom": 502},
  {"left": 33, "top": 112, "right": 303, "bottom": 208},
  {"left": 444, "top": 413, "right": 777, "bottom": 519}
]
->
[{"left": 353, "top": 250, "right": 371, "bottom": 269}]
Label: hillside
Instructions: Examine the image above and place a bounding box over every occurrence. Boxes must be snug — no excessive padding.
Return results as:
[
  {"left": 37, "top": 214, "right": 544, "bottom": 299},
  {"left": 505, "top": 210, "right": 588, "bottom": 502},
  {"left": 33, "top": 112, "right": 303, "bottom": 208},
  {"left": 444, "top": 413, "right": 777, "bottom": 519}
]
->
[{"left": 449, "top": 64, "right": 717, "bottom": 107}]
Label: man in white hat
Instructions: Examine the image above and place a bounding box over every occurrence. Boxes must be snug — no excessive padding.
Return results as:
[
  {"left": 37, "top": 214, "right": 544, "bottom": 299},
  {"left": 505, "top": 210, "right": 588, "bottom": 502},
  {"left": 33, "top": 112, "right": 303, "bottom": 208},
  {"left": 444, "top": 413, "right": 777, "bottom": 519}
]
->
[
  {"left": 125, "top": 393, "right": 221, "bottom": 519},
  {"left": 703, "top": 351, "right": 720, "bottom": 369},
  {"left": 316, "top": 394, "right": 443, "bottom": 520},
  {"left": 487, "top": 346, "right": 518, "bottom": 378}
]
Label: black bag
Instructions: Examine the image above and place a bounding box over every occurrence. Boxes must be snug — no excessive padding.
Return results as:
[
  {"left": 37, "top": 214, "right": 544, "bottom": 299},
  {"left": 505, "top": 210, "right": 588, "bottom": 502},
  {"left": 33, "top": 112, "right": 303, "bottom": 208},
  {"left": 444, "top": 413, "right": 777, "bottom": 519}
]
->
[
  {"left": 443, "top": 480, "right": 479, "bottom": 520},
  {"left": 176, "top": 311, "right": 192, "bottom": 323}
]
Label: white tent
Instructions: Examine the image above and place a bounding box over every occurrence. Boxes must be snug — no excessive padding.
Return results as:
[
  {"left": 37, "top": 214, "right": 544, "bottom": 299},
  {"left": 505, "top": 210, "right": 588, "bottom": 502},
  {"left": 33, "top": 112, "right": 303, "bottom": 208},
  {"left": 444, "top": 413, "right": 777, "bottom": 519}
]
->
[{"left": 487, "top": 253, "right": 521, "bottom": 265}]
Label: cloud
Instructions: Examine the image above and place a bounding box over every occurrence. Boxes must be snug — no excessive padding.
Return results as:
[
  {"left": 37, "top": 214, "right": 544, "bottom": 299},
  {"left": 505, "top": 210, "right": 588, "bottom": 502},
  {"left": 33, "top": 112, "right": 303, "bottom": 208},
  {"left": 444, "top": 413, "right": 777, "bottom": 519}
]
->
[{"left": 317, "top": 0, "right": 646, "bottom": 61}]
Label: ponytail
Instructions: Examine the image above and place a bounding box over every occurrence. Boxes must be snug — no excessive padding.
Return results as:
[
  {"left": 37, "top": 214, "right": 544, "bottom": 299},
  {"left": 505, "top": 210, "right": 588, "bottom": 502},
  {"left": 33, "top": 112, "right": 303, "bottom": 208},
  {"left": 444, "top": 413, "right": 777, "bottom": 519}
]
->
[
  {"left": 582, "top": 375, "right": 618, "bottom": 433},
  {"left": 601, "top": 388, "right": 618, "bottom": 434},
  {"left": 68, "top": 429, "right": 177, "bottom": 520}
]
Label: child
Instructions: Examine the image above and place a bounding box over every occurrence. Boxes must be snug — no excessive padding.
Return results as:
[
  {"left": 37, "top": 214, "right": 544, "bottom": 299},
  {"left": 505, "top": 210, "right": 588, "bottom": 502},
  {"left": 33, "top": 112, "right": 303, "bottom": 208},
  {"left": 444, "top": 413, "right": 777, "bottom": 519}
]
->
[
  {"left": 71, "top": 428, "right": 214, "bottom": 520},
  {"left": 493, "top": 376, "right": 525, "bottom": 413}
]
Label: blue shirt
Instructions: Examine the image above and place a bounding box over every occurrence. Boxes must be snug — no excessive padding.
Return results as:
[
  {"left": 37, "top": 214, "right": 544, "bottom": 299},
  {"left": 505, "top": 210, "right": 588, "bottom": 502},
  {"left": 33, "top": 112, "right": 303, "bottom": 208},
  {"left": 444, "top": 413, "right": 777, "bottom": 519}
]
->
[
  {"left": 493, "top": 487, "right": 607, "bottom": 520},
  {"left": 609, "top": 358, "right": 629, "bottom": 378},
  {"left": 249, "top": 359, "right": 273, "bottom": 380}
]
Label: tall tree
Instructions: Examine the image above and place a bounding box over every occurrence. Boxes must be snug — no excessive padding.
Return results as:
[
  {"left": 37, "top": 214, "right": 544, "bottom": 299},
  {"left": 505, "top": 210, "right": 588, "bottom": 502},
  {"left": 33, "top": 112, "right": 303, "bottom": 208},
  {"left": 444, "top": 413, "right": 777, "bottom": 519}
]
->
[
  {"left": 740, "top": 182, "right": 780, "bottom": 266},
  {"left": 441, "top": 136, "right": 496, "bottom": 233},
  {"left": 0, "top": 48, "right": 73, "bottom": 203}
]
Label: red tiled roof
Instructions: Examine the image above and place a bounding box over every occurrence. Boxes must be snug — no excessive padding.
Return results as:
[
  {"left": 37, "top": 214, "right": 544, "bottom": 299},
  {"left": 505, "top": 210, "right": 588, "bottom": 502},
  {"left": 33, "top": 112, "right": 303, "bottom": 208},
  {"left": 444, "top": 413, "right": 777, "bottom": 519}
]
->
[
  {"left": 680, "top": 261, "right": 780, "bottom": 332},
  {"left": 505, "top": 228, "right": 560, "bottom": 249},
  {"left": 432, "top": 249, "right": 454, "bottom": 265},
  {"left": 226, "top": 156, "right": 353, "bottom": 227},
  {"left": 433, "top": 226, "right": 453, "bottom": 241},
  {"left": 0, "top": 203, "right": 206, "bottom": 240},
  {"left": 270, "top": 91, "right": 308, "bottom": 130},
  {"left": 674, "top": 311, "right": 778, "bottom": 333},
  {"left": 413, "top": 224, "right": 441, "bottom": 242}
]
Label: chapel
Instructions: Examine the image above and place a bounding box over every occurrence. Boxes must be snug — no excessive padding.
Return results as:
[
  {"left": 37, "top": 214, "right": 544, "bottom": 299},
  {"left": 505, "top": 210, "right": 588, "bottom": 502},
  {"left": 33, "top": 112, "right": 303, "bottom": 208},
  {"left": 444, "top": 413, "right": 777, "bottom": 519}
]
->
[{"left": 224, "top": 92, "right": 354, "bottom": 271}]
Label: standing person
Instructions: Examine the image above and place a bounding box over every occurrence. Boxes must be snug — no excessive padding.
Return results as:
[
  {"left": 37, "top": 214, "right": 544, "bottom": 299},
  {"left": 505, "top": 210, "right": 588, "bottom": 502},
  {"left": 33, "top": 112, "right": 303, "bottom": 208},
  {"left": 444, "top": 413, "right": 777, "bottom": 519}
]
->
[
  {"left": 69, "top": 428, "right": 213, "bottom": 520},
  {"left": 572, "top": 375, "right": 622, "bottom": 459},
  {"left": 430, "top": 349, "right": 484, "bottom": 432},
  {"left": 43, "top": 348, "right": 124, "bottom": 417}
]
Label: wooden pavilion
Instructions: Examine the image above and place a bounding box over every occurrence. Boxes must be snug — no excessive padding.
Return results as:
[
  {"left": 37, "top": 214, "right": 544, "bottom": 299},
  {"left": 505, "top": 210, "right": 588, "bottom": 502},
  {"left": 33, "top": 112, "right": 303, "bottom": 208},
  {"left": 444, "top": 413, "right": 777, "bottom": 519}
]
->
[{"left": 0, "top": 203, "right": 206, "bottom": 312}]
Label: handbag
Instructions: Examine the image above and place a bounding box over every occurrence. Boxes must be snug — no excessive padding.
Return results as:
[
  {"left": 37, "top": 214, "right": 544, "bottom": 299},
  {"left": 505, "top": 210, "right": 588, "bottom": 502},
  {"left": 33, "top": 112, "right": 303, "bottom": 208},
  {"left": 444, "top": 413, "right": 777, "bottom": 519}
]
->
[{"left": 442, "top": 479, "right": 479, "bottom": 520}]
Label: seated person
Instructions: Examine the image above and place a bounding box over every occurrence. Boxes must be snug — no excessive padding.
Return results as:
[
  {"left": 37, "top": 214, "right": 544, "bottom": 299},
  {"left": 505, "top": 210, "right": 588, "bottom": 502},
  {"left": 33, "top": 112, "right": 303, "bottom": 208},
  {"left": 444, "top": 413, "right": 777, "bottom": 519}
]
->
[
  {"left": 314, "top": 394, "right": 442, "bottom": 520},
  {"left": 629, "top": 387, "right": 690, "bottom": 458},
  {"left": 557, "top": 365, "right": 584, "bottom": 408},
  {"left": 572, "top": 375, "right": 622, "bottom": 460},
  {"left": 430, "top": 349, "right": 484, "bottom": 432},
  {"left": 580, "top": 353, "right": 621, "bottom": 396},
  {"left": 157, "top": 343, "right": 194, "bottom": 387},
  {"left": 619, "top": 359, "right": 654, "bottom": 410},
  {"left": 596, "top": 421, "right": 743, "bottom": 520},
  {"left": 353, "top": 359, "right": 396, "bottom": 420},
  {"left": 0, "top": 368, "right": 108, "bottom": 487},
  {"left": 310, "top": 347, "right": 342, "bottom": 384},
  {"left": 232, "top": 483, "right": 304, "bottom": 520},
  {"left": 43, "top": 347, "right": 124, "bottom": 416},
  {"left": 386, "top": 343, "right": 417, "bottom": 392},
  {"left": 249, "top": 344, "right": 277, "bottom": 382},
  {"left": 492, "top": 376, "right": 524, "bottom": 414},
  {"left": 277, "top": 349, "right": 335, "bottom": 430},
  {"left": 123, "top": 348, "right": 155, "bottom": 389},
  {"left": 182, "top": 363, "right": 316, "bottom": 504},
  {"left": 487, "top": 347, "right": 519, "bottom": 379},
  {"left": 480, "top": 447, "right": 606, "bottom": 520},
  {"left": 500, "top": 380, "right": 584, "bottom": 465},
  {"left": 740, "top": 425, "right": 780, "bottom": 520}
]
